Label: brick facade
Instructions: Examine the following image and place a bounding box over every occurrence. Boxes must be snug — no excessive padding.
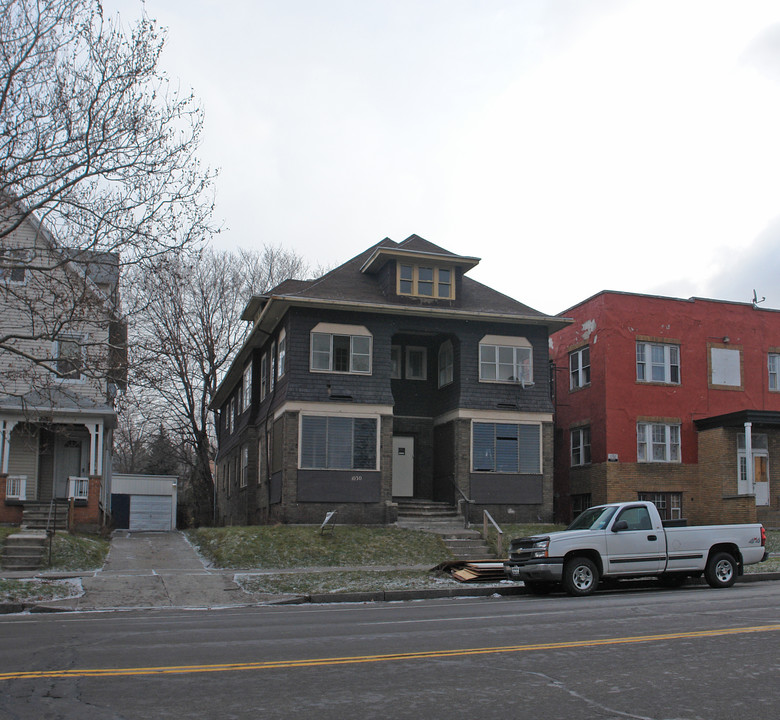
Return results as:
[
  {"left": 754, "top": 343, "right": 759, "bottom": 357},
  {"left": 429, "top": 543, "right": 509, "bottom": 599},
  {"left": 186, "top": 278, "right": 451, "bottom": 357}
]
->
[{"left": 551, "top": 292, "right": 780, "bottom": 526}]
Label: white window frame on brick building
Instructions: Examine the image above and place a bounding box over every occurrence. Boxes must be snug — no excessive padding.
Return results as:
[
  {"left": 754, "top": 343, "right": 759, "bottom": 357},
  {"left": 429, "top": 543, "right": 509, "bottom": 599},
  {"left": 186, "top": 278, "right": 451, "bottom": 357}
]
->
[
  {"left": 569, "top": 345, "right": 590, "bottom": 390},
  {"left": 769, "top": 352, "right": 779, "bottom": 391},
  {"left": 636, "top": 341, "right": 680, "bottom": 384},
  {"left": 570, "top": 426, "right": 591, "bottom": 466},
  {"left": 299, "top": 414, "right": 379, "bottom": 470},
  {"left": 637, "top": 422, "right": 680, "bottom": 463}
]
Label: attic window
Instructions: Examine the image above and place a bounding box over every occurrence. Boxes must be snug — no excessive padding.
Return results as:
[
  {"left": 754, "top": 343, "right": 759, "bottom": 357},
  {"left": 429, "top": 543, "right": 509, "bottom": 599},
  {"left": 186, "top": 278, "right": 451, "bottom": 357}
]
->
[
  {"left": 397, "top": 263, "right": 453, "bottom": 299},
  {"left": 0, "top": 248, "right": 31, "bottom": 283}
]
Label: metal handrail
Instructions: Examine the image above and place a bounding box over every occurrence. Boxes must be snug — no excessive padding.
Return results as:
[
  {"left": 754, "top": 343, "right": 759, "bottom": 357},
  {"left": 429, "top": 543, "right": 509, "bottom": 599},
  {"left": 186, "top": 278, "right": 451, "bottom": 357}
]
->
[
  {"left": 482, "top": 509, "right": 504, "bottom": 557},
  {"left": 449, "top": 481, "right": 474, "bottom": 528}
]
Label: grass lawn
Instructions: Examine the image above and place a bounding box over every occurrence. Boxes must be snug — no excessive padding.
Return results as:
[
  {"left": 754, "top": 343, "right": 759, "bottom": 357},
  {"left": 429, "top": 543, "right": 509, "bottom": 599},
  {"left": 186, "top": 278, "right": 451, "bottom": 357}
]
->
[
  {"left": 186, "top": 525, "right": 453, "bottom": 569},
  {"left": 237, "top": 569, "right": 468, "bottom": 596}
]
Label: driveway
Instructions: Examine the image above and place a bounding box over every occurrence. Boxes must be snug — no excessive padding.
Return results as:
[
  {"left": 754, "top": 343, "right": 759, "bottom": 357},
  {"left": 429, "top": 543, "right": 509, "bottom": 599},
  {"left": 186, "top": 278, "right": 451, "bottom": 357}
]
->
[{"left": 57, "top": 531, "right": 256, "bottom": 611}]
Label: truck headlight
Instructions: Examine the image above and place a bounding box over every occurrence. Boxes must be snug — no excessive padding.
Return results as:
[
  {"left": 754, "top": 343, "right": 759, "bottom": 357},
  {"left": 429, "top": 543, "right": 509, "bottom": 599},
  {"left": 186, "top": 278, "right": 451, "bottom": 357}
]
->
[{"left": 531, "top": 539, "right": 549, "bottom": 558}]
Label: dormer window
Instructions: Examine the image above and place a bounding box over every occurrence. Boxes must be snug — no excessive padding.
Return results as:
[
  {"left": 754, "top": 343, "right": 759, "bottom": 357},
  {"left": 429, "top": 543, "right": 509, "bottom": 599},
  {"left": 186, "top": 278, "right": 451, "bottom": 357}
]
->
[{"left": 397, "top": 263, "right": 453, "bottom": 299}]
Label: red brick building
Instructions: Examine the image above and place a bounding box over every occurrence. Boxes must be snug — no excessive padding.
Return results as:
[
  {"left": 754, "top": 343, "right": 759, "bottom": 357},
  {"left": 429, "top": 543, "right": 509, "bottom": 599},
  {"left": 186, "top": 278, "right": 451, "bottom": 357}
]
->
[{"left": 551, "top": 291, "right": 780, "bottom": 527}]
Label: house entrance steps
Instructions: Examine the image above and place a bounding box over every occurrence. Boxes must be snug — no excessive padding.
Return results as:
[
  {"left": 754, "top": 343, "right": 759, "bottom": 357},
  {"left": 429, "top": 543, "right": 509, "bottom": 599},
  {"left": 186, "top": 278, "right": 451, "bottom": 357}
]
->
[
  {"left": 394, "top": 499, "right": 495, "bottom": 560},
  {"left": 21, "top": 501, "right": 69, "bottom": 531},
  {"left": 1, "top": 532, "right": 47, "bottom": 570}
]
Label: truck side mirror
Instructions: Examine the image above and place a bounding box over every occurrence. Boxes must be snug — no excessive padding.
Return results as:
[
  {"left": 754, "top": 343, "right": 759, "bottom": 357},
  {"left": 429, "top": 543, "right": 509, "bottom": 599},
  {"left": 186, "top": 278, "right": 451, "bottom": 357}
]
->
[{"left": 612, "top": 520, "right": 629, "bottom": 532}]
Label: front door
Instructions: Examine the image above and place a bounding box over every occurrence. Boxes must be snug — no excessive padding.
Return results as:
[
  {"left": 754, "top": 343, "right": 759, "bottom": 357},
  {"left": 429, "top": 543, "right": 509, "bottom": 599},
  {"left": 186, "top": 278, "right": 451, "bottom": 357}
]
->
[
  {"left": 755, "top": 456, "right": 770, "bottom": 506},
  {"left": 392, "top": 436, "right": 414, "bottom": 497},
  {"left": 53, "top": 434, "right": 88, "bottom": 498}
]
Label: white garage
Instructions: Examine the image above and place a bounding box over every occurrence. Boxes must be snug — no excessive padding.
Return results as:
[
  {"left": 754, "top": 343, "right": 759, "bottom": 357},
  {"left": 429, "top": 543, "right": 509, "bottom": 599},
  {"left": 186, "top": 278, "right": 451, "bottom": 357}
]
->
[{"left": 112, "top": 474, "right": 178, "bottom": 531}]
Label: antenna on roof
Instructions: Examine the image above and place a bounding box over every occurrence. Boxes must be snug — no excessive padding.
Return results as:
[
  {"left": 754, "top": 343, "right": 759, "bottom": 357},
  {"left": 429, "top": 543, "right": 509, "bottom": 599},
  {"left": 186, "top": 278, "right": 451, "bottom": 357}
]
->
[{"left": 752, "top": 289, "right": 766, "bottom": 308}]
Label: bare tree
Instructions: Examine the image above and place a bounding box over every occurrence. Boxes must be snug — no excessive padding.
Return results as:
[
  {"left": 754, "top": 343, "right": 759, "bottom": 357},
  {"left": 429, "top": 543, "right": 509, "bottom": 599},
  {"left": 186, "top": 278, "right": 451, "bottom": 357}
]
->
[
  {"left": 125, "top": 246, "right": 311, "bottom": 526},
  {"left": 0, "top": 0, "right": 215, "bottom": 401}
]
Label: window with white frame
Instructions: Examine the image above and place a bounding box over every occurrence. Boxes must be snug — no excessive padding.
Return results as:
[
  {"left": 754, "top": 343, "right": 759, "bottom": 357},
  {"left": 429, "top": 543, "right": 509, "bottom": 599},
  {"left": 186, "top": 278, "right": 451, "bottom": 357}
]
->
[
  {"left": 569, "top": 345, "right": 590, "bottom": 390},
  {"left": 391, "top": 346, "right": 402, "bottom": 379},
  {"left": 570, "top": 426, "right": 591, "bottom": 466},
  {"left": 397, "top": 263, "right": 453, "bottom": 299},
  {"left": 438, "top": 340, "right": 453, "bottom": 387},
  {"left": 300, "top": 415, "right": 378, "bottom": 470},
  {"left": 472, "top": 422, "right": 540, "bottom": 473},
  {"left": 243, "top": 362, "right": 252, "bottom": 409},
  {"left": 55, "top": 335, "right": 83, "bottom": 381},
  {"left": 270, "top": 341, "right": 276, "bottom": 391},
  {"left": 479, "top": 336, "right": 532, "bottom": 384},
  {"left": 310, "top": 324, "right": 372, "bottom": 374},
  {"left": 638, "top": 491, "right": 682, "bottom": 520},
  {"left": 406, "top": 346, "right": 427, "bottom": 380},
  {"left": 277, "top": 329, "right": 286, "bottom": 378},
  {"left": 637, "top": 422, "right": 680, "bottom": 462},
  {"left": 241, "top": 445, "right": 249, "bottom": 487},
  {"left": 260, "top": 353, "right": 267, "bottom": 400},
  {"left": 768, "top": 353, "right": 779, "bottom": 391},
  {"left": 636, "top": 341, "right": 680, "bottom": 384}
]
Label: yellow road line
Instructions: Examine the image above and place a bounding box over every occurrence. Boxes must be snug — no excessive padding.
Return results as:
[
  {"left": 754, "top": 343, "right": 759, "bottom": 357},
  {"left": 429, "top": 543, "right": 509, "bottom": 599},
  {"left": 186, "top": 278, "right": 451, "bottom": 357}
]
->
[{"left": 2, "top": 623, "right": 779, "bottom": 681}]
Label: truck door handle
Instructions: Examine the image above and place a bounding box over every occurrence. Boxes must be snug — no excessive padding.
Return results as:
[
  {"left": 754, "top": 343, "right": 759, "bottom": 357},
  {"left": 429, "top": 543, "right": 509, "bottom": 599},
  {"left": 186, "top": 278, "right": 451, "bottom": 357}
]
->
[{"left": 648, "top": 535, "right": 657, "bottom": 541}]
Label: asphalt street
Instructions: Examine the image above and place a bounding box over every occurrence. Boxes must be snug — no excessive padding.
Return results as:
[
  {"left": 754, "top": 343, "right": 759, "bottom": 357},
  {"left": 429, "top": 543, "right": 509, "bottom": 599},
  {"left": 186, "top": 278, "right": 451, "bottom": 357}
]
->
[{"left": 1, "top": 580, "right": 779, "bottom": 719}]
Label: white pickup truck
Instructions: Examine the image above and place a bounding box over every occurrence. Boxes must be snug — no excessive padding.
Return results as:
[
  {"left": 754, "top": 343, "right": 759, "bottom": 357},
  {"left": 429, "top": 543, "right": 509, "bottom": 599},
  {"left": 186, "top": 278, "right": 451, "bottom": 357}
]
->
[{"left": 503, "top": 501, "right": 767, "bottom": 596}]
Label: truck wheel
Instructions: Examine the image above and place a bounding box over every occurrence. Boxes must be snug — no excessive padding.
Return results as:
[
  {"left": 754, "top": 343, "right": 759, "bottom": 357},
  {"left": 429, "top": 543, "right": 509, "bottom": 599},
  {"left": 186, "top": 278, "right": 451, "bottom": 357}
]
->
[
  {"left": 705, "top": 552, "right": 737, "bottom": 588},
  {"left": 562, "top": 557, "right": 599, "bottom": 596}
]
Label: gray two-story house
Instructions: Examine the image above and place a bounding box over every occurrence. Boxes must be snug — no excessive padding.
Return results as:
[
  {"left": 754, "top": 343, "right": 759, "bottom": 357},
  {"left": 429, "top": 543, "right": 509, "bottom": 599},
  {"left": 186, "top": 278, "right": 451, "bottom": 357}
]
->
[{"left": 211, "top": 235, "right": 568, "bottom": 526}]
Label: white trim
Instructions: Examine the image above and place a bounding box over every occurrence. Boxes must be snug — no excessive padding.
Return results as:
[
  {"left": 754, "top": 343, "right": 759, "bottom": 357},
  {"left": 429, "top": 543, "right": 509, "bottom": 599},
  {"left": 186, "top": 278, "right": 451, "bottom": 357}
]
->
[
  {"left": 273, "top": 401, "right": 393, "bottom": 421},
  {"left": 433, "top": 408, "right": 552, "bottom": 426},
  {"left": 311, "top": 322, "right": 371, "bottom": 336},
  {"left": 480, "top": 334, "right": 532, "bottom": 348}
]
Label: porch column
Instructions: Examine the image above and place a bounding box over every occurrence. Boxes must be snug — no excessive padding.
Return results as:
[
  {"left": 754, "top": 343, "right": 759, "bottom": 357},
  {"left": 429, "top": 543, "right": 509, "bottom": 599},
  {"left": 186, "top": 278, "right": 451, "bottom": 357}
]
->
[
  {"left": 87, "top": 421, "right": 104, "bottom": 477},
  {"left": 744, "top": 422, "right": 754, "bottom": 495},
  {"left": 0, "top": 418, "right": 19, "bottom": 474}
]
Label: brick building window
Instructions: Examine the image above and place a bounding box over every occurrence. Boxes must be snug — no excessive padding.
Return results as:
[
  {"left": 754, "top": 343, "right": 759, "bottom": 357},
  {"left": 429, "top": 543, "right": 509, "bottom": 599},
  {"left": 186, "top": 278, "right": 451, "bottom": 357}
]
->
[
  {"left": 637, "top": 422, "right": 680, "bottom": 462},
  {"left": 570, "top": 426, "right": 591, "bottom": 466},
  {"left": 472, "top": 422, "right": 540, "bottom": 473},
  {"left": 636, "top": 342, "right": 679, "bottom": 384},
  {"left": 240, "top": 445, "right": 249, "bottom": 488},
  {"left": 569, "top": 346, "right": 590, "bottom": 389},
  {"left": 571, "top": 493, "right": 591, "bottom": 518},
  {"left": 638, "top": 491, "right": 682, "bottom": 520},
  {"left": 769, "top": 353, "right": 779, "bottom": 391},
  {"left": 300, "top": 415, "right": 378, "bottom": 470}
]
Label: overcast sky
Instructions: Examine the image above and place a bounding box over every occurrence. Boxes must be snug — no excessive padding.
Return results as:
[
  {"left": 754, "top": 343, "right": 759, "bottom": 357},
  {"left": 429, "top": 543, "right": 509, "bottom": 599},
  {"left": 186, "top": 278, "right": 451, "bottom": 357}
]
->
[{"left": 107, "top": 0, "right": 780, "bottom": 316}]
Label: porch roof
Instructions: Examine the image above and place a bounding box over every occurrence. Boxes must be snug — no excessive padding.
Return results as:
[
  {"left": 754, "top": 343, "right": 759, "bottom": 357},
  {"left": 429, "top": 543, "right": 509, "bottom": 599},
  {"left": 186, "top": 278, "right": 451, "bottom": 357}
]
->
[{"left": 694, "top": 410, "right": 780, "bottom": 430}]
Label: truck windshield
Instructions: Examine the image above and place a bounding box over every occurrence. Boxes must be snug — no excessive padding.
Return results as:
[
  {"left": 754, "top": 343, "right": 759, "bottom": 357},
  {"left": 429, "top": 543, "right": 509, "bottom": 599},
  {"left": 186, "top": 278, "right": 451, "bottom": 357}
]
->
[{"left": 567, "top": 506, "right": 617, "bottom": 530}]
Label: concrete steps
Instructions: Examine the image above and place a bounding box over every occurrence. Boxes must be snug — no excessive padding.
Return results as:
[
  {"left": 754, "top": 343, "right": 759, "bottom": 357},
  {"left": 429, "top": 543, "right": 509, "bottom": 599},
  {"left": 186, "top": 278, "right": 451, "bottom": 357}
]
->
[
  {"left": 20, "top": 501, "right": 68, "bottom": 531},
  {"left": 1, "top": 531, "right": 48, "bottom": 570},
  {"left": 395, "top": 499, "right": 496, "bottom": 560}
]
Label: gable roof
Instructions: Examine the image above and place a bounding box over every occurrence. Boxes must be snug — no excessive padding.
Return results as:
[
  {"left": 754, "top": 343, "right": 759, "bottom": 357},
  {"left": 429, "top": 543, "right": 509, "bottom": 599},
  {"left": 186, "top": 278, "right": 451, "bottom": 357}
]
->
[
  {"left": 216, "top": 235, "right": 570, "bottom": 408},
  {"left": 242, "top": 235, "right": 556, "bottom": 323}
]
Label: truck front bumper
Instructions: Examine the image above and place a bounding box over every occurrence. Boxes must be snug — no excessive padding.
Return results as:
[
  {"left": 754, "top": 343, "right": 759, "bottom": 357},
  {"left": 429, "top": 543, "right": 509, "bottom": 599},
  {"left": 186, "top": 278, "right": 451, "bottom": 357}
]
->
[{"left": 503, "top": 558, "right": 564, "bottom": 583}]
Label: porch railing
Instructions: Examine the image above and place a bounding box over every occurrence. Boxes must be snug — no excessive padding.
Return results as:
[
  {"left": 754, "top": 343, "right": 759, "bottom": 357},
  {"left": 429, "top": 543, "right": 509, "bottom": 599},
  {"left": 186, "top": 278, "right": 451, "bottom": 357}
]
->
[
  {"left": 68, "top": 476, "right": 89, "bottom": 501},
  {"left": 6, "top": 475, "right": 27, "bottom": 501}
]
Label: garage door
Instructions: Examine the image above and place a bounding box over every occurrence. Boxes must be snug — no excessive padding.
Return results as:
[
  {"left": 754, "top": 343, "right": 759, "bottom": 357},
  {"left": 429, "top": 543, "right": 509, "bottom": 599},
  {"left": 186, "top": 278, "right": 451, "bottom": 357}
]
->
[{"left": 129, "top": 495, "right": 173, "bottom": 531}]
